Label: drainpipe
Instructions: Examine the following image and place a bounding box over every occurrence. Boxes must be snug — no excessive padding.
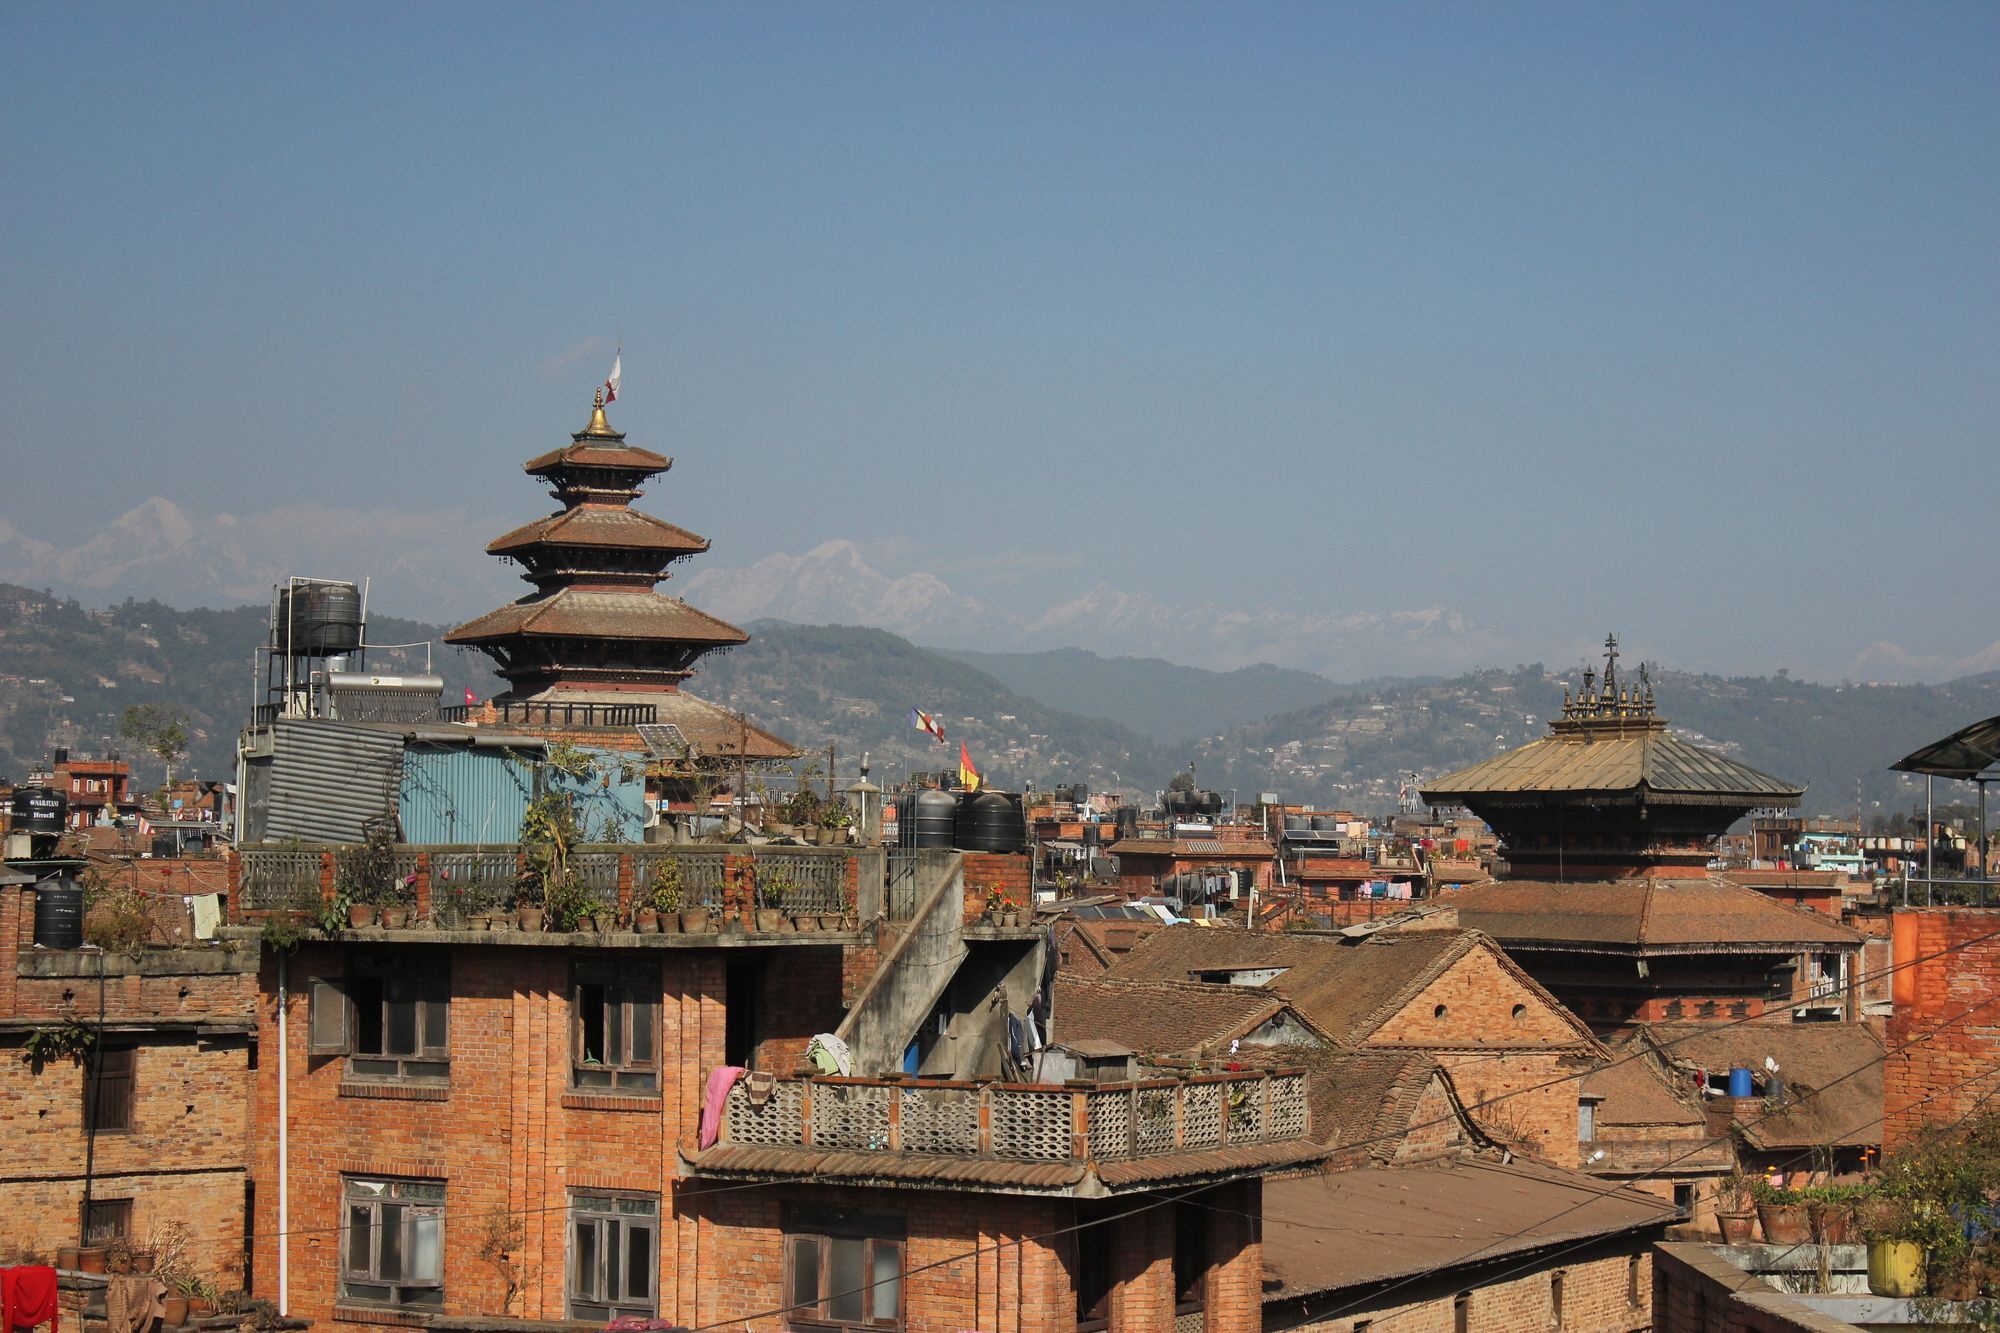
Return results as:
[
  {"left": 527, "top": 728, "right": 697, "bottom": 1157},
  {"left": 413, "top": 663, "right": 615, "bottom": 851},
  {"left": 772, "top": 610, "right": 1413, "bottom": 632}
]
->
[{"left": 277, "top": 951, "right": 290, "bottom": 1315}]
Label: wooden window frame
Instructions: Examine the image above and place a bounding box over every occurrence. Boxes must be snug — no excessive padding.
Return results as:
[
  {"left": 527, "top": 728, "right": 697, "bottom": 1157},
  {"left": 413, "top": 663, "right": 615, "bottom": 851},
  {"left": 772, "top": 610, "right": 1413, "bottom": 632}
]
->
[
  {"left": 783, "top": 1206, "right": 906, "bottom": 1331},
  {"left": 84, "top": 1042, "right": 137, "bottom": 1134},
  {"left": 340, "top": 1177, "right": 445, "bottom": 1310},
  {"left": 311, "top": 966, "right": 449, "bottom": 1083},
  {"left": 83, "top": 1198, "right": 133, "bottom": 1244},
  {"left": 566, "top": 1192, "right": 659, "bottom": 1321},
  {"left": 572, "top": 960, "right": 659, "bottom": 1094}
]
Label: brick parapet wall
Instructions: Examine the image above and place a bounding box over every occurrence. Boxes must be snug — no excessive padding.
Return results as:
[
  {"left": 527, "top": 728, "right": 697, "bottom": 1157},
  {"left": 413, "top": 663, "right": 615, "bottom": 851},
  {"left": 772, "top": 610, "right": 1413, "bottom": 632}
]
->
[
  {"left": 1651, "top": 1241, "right": 1857, "bottom": 1333},
  {"left": 1886, "top": 907, "right": 2000, "bottom": 1151}
]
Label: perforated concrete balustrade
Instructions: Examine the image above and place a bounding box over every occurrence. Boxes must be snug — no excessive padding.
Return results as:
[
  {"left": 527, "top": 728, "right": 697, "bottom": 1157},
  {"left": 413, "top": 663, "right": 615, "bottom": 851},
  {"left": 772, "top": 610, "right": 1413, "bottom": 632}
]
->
[{"left": 719, "top": 1069, "right": 1310, "bottom": 1163}]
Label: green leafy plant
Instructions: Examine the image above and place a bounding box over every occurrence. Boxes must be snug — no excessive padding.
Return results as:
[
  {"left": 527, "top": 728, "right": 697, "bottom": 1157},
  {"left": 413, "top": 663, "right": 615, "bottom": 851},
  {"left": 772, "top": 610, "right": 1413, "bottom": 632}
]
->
[
  {"left": 755, "top": 871, "right": 800, "bottom": 911},
  {"left": 646, "top": 858, "right": 685, "bottom": 914},
  {"left": 81, "top": 865, "right": 152, "bottom": 956},
  {"left": 23, "top": 1019, "right": 95, "bottom": 1065},
  {"left": 335, "top": 820, "right": 406, "bottom": 908},
  {"left": 1750, "top": 1177, "right": 1806, "bottom": 1206}
]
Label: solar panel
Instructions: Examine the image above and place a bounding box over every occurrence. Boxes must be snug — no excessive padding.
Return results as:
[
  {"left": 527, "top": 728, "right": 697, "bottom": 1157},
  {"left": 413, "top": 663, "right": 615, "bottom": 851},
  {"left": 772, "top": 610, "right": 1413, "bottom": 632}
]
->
[{"left": 636, "top": 723, "right": 690, "bottom": 759}]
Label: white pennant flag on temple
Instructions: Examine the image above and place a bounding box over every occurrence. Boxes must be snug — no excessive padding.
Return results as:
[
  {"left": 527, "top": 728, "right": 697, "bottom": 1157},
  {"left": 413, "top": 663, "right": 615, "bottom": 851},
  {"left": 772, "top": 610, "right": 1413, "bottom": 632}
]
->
[{"left": 603, "top": 350, "right": 622, "bottom": 403}]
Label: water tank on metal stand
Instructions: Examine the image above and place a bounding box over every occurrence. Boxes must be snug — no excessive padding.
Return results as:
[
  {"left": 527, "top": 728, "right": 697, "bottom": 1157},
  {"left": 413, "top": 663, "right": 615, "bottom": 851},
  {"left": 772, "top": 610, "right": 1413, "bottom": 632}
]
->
[
  {"left": 276, "top": 580, "right": 363, "bottom": 655},
  {"left": 33, "top": 877, "right": 84, "bottom": 950}
]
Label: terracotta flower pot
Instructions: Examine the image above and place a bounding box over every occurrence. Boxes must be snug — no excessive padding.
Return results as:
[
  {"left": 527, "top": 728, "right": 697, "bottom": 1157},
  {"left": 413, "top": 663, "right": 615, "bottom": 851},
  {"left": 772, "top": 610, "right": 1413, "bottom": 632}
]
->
[
  {"left": 1717, "top": 1209, "right": 1756, "bottom": 1245},
  {"left": 347, "top": 903, "right": 377, "bottom": 928},
  {"left": 77, "top": 1247, "right": 107, "bottom": 1274},
  {"left": 794, "top": 914, "right": 820, "bottom": 932},
  {"left": 1757, "top": 1202, "right": 1810, "bottom": 1245},
  {"left": 55, "top": 1246, "right": 79, "bottom": 1272},
  {"left": 1809, "top": 1202, "right": 1852, "bottom": 1245},
  {"left": 379, "top": 906, "right": 409, "bottom": 929},
  {"left": 187, "top": 1298, "right": 214, "bottom": 1318},
  {"left": 754, "top": 908, "right": 785, "bottom": 933},
  {"left": 162, "top": 1296, "right": 189, "bottom": 1327},
  {"left": 680, "top": 907, "right": 709, "bottom": 932},
  {"left": 517, "top": 906, "right": 546, "bottom": 932},
  {"left": 635, "top": 909, "right": 659, "bottom": 934}
]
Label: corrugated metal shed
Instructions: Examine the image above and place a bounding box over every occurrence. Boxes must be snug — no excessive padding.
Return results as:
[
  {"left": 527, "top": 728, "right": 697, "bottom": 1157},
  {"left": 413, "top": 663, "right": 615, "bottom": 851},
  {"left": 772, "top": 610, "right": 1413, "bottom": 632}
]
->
[
  {"left": 549, "top": 747, "right": 650, "bottom": 843},
  {"left": 400, "top": 744, "right": 536, "bottom": 845},
  {"left": 265, "top": 719, "right": 405, "bottom": 844}
]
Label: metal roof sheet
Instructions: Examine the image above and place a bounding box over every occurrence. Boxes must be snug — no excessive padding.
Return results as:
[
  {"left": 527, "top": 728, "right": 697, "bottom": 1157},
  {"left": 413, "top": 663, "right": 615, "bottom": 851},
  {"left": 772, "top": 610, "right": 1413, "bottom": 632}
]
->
[
  {"left": 1892, "top": 714, "right": 2000, "bottom": 780},
  {"left": 1422, "top": 727, "right": 1802, "bottom": 807}
]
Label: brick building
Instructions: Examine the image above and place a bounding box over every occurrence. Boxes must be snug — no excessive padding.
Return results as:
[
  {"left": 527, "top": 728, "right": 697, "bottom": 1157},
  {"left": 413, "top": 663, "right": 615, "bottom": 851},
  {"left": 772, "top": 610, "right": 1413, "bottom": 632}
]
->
[
  {"left": 1884, "top": 905, "right": 2000, "bottom": 1152},
  {"left": 52, "top": 756, "right": 139, "bottom": 831},
  {"left": 0, "top": 875, "right": 257, "bottom": 1285}
]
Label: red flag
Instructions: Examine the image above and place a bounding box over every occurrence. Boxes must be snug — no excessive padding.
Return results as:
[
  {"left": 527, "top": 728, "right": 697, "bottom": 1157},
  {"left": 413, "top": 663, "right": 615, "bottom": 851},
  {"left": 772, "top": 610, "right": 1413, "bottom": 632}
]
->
[
  {"left": 958, "top": 741, "right": 981, "bottom": 793},
  {"left": 464, "top": 688, "right": 477, "bottom": 706}
]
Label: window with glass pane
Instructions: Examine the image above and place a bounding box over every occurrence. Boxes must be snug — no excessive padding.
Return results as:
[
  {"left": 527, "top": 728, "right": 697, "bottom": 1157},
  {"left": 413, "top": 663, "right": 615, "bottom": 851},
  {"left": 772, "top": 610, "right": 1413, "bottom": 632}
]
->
[
  {"left": 783, "top": 1207, "right": 904, "bottom": 1330},
  {"left": 573, "top": 961, "right": 659, "bottom": 1093},
  {"left": 340, "top": 1178, "right": 445, "bottom": 1309},
  {"left": 314, "top": 960, "right": 450, "bottom": 1083},
  {"left": 567, "top": 1194, "right": 658, "bottom": 1321}
]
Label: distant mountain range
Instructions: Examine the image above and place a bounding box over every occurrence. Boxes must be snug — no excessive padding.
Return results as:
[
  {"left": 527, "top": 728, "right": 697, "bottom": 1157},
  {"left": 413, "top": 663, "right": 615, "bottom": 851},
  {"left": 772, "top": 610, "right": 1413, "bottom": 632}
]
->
[
  {"left": 10, "top": 508, "right": 2000, "bottom": 684},
  {"left": 4, "top": 580, "right": 1991, "bottom": 822},
  {"left": 681, "top": 539, "right": 1504, "bottom": 678}
]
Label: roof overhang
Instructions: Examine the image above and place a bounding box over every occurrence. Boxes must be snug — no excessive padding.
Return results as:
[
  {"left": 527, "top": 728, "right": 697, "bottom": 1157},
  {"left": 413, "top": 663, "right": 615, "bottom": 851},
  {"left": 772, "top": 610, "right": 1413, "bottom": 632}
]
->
[{"left": 1892, "top": 714, "right": 2000, "bottom": 781}]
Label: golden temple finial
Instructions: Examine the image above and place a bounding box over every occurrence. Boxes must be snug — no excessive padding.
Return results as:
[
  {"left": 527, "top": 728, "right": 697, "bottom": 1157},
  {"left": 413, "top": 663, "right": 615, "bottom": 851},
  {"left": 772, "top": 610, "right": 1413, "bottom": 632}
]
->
[{"left": 583, "top": 387, "right": 613, "bottom": 437}]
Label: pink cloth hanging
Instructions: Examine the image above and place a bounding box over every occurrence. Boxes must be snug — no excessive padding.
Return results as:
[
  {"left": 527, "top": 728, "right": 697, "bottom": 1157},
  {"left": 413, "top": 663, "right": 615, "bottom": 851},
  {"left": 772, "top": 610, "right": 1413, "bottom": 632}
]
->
[{"left": 698, "top": 1065, "right": 747, "bottom": 1149}]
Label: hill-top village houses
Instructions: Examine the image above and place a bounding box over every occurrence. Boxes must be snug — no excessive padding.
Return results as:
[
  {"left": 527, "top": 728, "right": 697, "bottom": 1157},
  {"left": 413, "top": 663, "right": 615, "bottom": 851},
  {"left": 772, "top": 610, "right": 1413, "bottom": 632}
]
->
[{"left": 7, "top": 394, "right": 2000, "bottom": 1333}]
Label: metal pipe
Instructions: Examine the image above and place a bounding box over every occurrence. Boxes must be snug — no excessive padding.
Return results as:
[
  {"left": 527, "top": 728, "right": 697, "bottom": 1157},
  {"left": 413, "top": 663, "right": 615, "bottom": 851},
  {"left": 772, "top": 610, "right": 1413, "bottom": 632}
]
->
[
  {"left": 1927, "top": 775, "right": 1935, "bottom": 904},
  {"left": 278, "top": 950, "right": 290, "bottom": 1314}
]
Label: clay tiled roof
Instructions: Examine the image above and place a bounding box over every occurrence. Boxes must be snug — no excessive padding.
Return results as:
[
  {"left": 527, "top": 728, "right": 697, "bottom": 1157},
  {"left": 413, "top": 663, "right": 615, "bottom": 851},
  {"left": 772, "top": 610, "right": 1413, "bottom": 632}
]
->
[
  {"left": 1051, "top": 977, "right": 1295, "bottom": 1056},
  {"left": 1422, "top": 725, "right": 1802, "bottom": 808},
  {"left": 1444, "top": 878, "right": 1863, "bottom": 953},
  {"left": 1639, "top": 1022, "right": 1886, "bottom": 1150},
  {"left": 1104, "top": 925, "right": 1517, "bottom": 1048},
  {"left": 522, "top": 439, "right": 671, "bottom": 473},
  {"left": 445, "top": 588, "right": 750, "bottom": 646},
  {"left": 499, "top": 686, "right": 797, "bottom": 760},
  {"left": 1582, "top": 1049, "right": 1704, "bottom": 1129},
  {"left": 1262, "top": 1158, "right": 1677, "bottom": 1301},
  {"left": 487, "top": 505, "right": 710, "bottom": 556},
  {"left": 1268, "top": 1047, "right": 1446, "bottom": 1159}
]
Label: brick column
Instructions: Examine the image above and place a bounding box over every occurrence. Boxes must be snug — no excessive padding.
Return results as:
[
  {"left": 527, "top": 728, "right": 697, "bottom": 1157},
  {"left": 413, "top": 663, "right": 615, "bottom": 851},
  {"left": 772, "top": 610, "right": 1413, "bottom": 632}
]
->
[
  {"left": 1109, "top": 1200, "right": 1173, "bottom": 1331},
  {"left": 1203, "top": 1180, "right": 1263, "bottom": 1333}
]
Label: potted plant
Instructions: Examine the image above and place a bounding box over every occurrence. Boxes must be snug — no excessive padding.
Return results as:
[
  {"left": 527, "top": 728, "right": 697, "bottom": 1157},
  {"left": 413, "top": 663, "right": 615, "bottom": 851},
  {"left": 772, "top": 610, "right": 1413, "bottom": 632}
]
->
[
  {"left": 647, "top": 858, "right": 685, "bottom": 932},
  {"left": 753, "top": 871, "right": 792, "bottom": 933},
  {"left": 1715, "top": 1174, "right": 1758, "bottom": 1245},
  {"left": 1860, "top": 1195, "right": 1929, "bottom": 1297},
  {"left": 1752, "top": 1177, "right": 1811, "bottom": 1244},
  {"left": 337, "top": 818, "right": 401, "bottom": 927},
  {"left": 1806, "top": 1182, "right": 1867, "bottom": 1245}
]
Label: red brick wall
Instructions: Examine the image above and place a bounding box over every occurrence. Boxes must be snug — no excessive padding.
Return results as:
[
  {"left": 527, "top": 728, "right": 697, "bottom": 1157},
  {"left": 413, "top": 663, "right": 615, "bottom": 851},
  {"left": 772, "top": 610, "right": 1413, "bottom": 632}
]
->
[
  {"left": 251, "top": 941, "right": 729, "bottom": 1326},
  {"left": 962, "top": 852, "right": 1032, "bottom": 924},
  {"left": 1886, "top": 908, "right": 2000, "bottom": 1151},
  {"left": 1652, "top": 1241, "right": 1828, "bottom": 1333}
]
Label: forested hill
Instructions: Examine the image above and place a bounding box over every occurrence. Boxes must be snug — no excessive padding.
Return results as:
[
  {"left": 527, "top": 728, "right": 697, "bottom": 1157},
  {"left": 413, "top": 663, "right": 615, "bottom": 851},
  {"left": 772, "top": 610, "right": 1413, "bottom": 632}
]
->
[
  {"left": 3, "top": 582, "right": 1993, "bottom": 819},
  {"left": 0, "top": 584, "right": 488, "bottom": 782},
  {"left": 1187, "top": 664, "right": 2000, "bottom": 817}
]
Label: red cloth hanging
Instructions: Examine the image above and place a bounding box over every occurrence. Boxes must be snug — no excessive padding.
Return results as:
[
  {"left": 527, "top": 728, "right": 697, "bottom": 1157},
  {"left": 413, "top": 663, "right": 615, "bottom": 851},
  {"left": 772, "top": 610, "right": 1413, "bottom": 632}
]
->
[{"left": 2, "top": 1265, "right": 61, "bottom": 1333}]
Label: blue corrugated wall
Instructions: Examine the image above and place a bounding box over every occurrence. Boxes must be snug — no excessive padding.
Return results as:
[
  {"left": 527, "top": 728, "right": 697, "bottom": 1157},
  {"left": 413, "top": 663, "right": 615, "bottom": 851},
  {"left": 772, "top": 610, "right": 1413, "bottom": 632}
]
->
[
  {"left": 548, "top": 748, "right": 649, "bottom": 843},
  {"left": 399, "top": 745, "right": 534, "bottom": 845}
]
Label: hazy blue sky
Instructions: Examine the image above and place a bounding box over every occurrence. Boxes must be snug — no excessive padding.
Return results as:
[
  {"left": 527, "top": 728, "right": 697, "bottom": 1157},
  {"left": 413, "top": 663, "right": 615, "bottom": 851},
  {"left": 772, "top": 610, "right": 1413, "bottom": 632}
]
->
[{"left": 3, "top": 3, "right": 1995, "bottom": 680}]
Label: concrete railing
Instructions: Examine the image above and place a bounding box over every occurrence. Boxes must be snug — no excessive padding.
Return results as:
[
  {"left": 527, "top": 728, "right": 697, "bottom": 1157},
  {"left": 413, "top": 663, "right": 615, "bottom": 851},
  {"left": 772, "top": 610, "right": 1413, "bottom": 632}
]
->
[{"left": 718, "top": 1068, "right": 1310, "bottom": 1163}]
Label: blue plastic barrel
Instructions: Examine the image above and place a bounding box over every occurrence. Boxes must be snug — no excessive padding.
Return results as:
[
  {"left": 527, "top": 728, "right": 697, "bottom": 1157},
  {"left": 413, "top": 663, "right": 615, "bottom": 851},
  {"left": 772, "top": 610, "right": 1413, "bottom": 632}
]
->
[{"left": 1727, "top": 1067, "right": 1754, "bottom": 1098}]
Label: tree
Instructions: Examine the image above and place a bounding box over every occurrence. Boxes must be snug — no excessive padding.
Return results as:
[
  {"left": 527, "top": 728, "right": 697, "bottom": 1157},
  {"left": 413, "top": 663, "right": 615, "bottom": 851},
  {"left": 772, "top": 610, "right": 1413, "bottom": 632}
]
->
[
  {"left": 120, "top": 704, "right": 189, "bottom": 786},
  {"left": 1167, "top": 769, "right": 1197, "bottom": 794}
]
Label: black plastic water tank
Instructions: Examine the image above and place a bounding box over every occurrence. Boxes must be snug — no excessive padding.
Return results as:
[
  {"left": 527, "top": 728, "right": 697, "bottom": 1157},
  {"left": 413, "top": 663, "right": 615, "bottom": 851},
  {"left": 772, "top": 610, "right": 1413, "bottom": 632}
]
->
[
  {"left": 1311, "top": 815, "right": 1336, "bottom": 832},
  {"left": 33, "top": 879, "right": 84, "bottom": 950},
  {"left": 277, "top": 581, "right": 363, "bottom": 655},
  {"left": 910, "top": 789, "right": 958, "bottom": 849},
  {"left": 1198, "top": 791, "right": 1223, "bottom": 818},
  {"left": 1284, "top": 815, "right": 1308, "bottom": 833},
  {"left": 10, "top": 786, "right": 67, "bottom": 836},
  {"left": 955, "top": 790, "right": 1026, "bottom": 853}
]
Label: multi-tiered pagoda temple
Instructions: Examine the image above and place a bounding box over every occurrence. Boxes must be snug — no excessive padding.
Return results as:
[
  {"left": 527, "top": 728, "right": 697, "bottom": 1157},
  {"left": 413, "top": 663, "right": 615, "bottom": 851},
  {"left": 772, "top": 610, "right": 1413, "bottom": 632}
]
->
[{"left": 446, "top": 393, "right": 793, "bottom": 761}]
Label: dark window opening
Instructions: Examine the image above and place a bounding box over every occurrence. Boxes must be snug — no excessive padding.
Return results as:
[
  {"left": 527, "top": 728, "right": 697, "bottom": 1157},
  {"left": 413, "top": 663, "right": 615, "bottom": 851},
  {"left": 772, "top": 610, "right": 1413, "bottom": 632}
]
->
[
  {"left": 85, "top": 1042, "right": 137, "bottom": 1133},
  {"left": 784, "top": 1206, "right": 905, "bottom": 1330},
  {"left": 1074, "top": 1211, "right": 1112, "bottom": 1331},
  {"left": 567, "top": 1193, "right": 657, "bottom": 1321},
  {"left": 340, "top": 1177, "right": 444, "bottom": 1309},
  {"left": 312, "top": 967, "right": 449, "bottom": 1082},
  {"left": 1673, "top": 1183, "right": 1694, "bottom": 1217},
  {"left": 1172, "top": 1202, "right": 1207, "bottom": 1314},
  {"left": 1454, "top": 1291, "right": 1470, "bottom": 1333},
  {"left": 83, "top": 1198, "right": 132, "bottom": 1244},
  {"left": 1628, "top": 1253, "right": 1644, "bottom": 1308},
  {"left": 1551, "top": 1270, "right": 1565, "bottom": 1328},
  {"left": 725, "top": 957, "right": 760, "bottom": 1069},
  {"left": 574, "top": 961, "right": 659, "bottom": 1093}
]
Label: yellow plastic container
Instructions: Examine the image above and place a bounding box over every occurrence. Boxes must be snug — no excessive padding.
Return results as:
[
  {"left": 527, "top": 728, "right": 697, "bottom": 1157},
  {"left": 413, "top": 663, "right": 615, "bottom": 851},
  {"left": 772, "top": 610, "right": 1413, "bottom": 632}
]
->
[{"left": 1867, "top": 1239, "right": 1923, "bottom": 1298}]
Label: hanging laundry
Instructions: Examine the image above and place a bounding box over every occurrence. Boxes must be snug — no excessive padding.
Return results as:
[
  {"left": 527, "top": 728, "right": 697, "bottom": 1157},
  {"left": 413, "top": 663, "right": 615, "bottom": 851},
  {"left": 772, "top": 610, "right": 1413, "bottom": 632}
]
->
[{"left": 2, "top": 1265, "right": 60, "bottom": 1333}]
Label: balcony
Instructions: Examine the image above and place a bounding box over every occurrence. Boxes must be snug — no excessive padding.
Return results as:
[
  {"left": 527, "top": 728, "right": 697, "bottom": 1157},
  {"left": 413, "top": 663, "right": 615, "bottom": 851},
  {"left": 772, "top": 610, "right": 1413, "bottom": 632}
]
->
[
  {"left": 685, "top": 1067, "right": 1323, "bottom": 1197},
  {"left": 232, "top": 842, "right": 877, "bottom": 946},
  {"left": 435, "top": 700, "right": 658, "bottom": 726}
]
